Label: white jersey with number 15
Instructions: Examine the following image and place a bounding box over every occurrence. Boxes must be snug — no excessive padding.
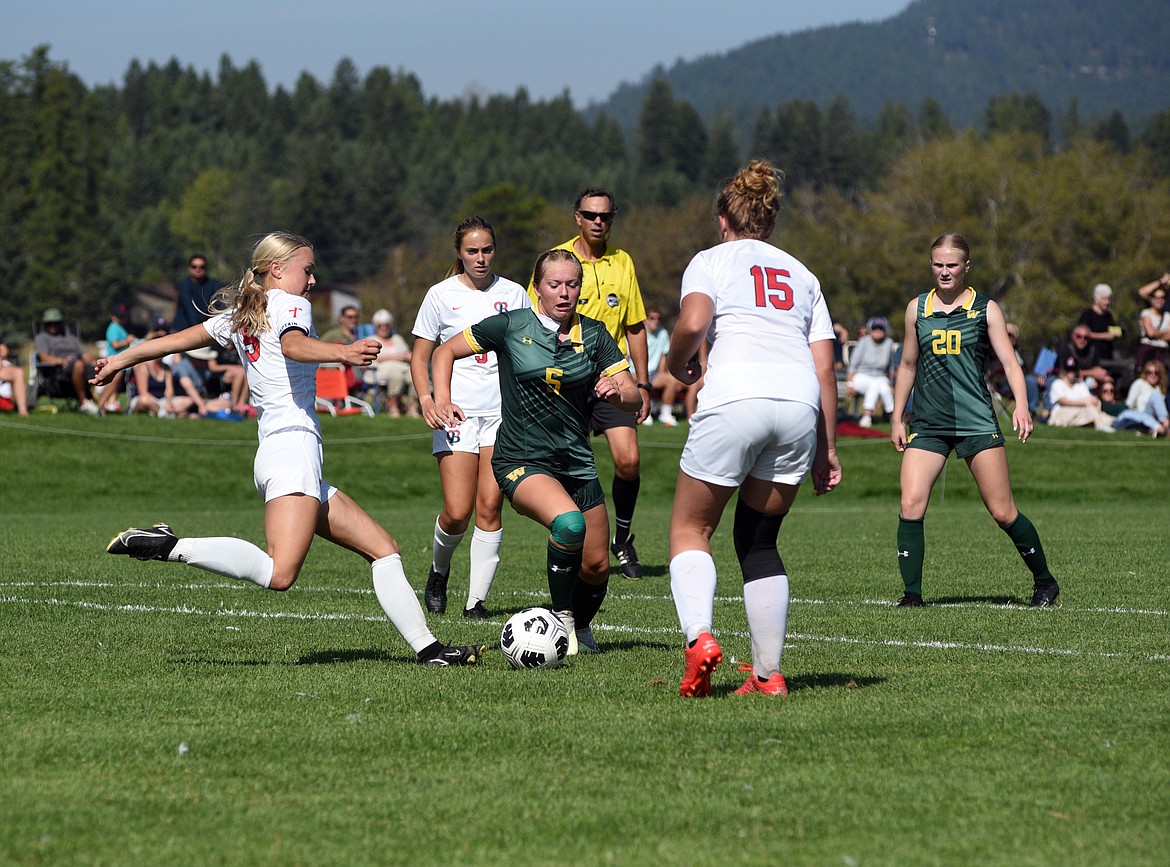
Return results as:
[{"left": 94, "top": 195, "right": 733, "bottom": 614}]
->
[{"left": 680, "top": 238, "right": 834, "bottom": 412}]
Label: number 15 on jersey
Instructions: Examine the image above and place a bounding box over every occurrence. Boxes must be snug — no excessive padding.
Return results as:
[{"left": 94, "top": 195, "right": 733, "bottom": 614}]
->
[{"left": 750, "top": 265, "right": 794, "bottom": 310}]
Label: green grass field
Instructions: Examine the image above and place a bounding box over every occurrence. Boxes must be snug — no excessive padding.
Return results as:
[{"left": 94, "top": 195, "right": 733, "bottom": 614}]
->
[{"left": 2, "top": 413, "right": 1168, "bottom": 866}]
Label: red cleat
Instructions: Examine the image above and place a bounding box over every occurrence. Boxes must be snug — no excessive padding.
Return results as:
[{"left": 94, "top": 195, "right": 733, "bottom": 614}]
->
[
  {"left": 734, "top": 669, "right": 788, "bottom": 696},
  {"left": 679, "top": 632, "right": 722, "bottom": 697}
]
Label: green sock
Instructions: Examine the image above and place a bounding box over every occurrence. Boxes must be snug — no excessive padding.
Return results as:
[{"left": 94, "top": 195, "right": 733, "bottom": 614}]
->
[
  {"left": 1001, "top": 512, "right": 1053, "bottom": 581},
  {"left": 547, "top": 541, "right": 581, "bottom": 612},
  {"left": 897, "top": 517, "right": 925, "bottom": 595}
]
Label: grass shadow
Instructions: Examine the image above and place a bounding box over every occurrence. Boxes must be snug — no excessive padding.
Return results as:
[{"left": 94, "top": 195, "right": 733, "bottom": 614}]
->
[
  {"left": 929, "top": 594, "right": 1021, "bottom": 606},
  {"left": 710, "top": 672, "right": 885, "bottom": 696},
  {"left": 598, "top": 638, "right": 678, "bottom": 653},
  {"left": 633, "top": 565, "right": 669, "bottom": 578},
  {"left": 296, "top": 648, "right": 412, "bottom": 665}
]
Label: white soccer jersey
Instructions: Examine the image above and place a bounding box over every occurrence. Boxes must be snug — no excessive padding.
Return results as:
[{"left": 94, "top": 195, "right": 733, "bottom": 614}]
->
[
  {"left": 412, "top": 273, "right": 531, "bottom": 417},
  {"left": 680, "top": 238, "right": 834, "bottom": 411},
  {"left": 204, "top": 289, "right": 320, "bottom": 441}
]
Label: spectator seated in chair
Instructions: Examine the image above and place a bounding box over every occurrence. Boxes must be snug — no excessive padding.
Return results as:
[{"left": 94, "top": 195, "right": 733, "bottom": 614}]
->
[{"left": 32, "top": 307, "right": 100, "bottom": 414}]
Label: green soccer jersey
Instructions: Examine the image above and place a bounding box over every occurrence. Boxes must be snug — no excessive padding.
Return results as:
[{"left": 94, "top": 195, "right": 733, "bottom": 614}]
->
[
  {"left": 909, "top": 288, "right": 1000, "bottom": 437},
  {"left": 466, "top": 308, "right": 629, "bottom": 478}
]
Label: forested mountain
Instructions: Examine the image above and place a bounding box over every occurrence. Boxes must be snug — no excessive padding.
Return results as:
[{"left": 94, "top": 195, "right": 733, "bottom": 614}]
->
[
  {"left": 2, "top": 13, "right": 1170, "bottom": 355},
  {"left": 599, "top": 0, "right": 1170, "bottom": 143}
]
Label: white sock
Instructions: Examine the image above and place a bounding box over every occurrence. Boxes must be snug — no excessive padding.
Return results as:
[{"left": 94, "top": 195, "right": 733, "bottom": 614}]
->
[
  {"left": 743, "top": 573, "right": 790, "bottom": 679},
  {"left": 172, "top": 537, "right": 273, "bottom": 588},
  {"left": 372, "top": 554, "right": 436, "bottom": 653},
  {"left": 669, "top": 549, "right": 718, "bottom": 643},
  {"left": 467, "top": 526, "right": 502, "bottom": 608},
  {"left": 431, "top": 516, "right": 465, "bottom": 575}
]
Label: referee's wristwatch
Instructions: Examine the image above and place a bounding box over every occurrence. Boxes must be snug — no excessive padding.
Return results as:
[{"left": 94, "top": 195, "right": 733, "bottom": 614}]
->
[{"left": 636, "top": 382, "right": 653, "bottom": 392}]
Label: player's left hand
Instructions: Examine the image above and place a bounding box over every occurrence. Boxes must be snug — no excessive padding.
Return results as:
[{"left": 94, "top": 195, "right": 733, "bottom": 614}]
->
[
  {"left": 1012, "top": 407, "right": 1033, "bottom": 444},
  {"left": 90, "top": 357, "right": 116, "bottom": 387},
  {"left": 345, "top": 338, "right": 382, "bottom": 368}
]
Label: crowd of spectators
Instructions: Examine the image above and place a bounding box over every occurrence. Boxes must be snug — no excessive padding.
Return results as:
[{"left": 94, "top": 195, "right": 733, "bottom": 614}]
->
[{"left": 5, "top": 254, "right": 1169, "bottom": 443}]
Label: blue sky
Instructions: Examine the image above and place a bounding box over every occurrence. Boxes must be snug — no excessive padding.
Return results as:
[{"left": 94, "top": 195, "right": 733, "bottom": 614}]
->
[{"left": 2, "top": 0, "right": 911, "bottom": 106}]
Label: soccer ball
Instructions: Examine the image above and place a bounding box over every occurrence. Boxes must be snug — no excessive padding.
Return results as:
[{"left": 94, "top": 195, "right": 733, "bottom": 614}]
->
[{"left": 500, "top": 607, "right": 570, "bottom": 669}]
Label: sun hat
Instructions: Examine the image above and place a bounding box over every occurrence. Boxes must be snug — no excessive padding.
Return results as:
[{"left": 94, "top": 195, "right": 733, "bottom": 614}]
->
[{"left": 42, "top": 307, "right": 65, "bottom": 324}]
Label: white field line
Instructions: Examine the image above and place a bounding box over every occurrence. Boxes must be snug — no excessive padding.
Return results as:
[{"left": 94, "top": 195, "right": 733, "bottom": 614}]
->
[
  {"left": 2, "top": 580, "right": 1167, "bottom": 617},
  {"left": 3, "top": 584, "right": 1168, "bottom": 663}
]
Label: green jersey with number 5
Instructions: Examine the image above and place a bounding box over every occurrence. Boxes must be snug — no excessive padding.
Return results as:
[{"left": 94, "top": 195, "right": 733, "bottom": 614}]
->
[
  {"left": 466, "top": 308, "right": 629, "bottom": 478},
  {"left": 909, "top": 288, "right": 1000, "bottom": 437}
]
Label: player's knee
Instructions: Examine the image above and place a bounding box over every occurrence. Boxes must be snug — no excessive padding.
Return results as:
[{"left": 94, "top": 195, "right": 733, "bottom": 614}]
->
[
  {"left": 581, "top": 553, "right": 609, "bottom": 582},
  {"left": 900, "top": 496, "right": 928, "bottom": 520},
  {"left": 549, "top": 510, "right": 586, "bottom": 549},
  {"left": 733, "top": 500, "right": 786, "bottom": 583},
  {"left": 991, "top": 505, "right": 1018, "bottom": 527},
  {"left": 612, "top": 457, "right": 640, "bottom": 479},
  {"left": 268, "top": 570, "right": 299, "bottom": 592},
  {"left": 440, "top": 509, "right": 473, "bottom": 533}
]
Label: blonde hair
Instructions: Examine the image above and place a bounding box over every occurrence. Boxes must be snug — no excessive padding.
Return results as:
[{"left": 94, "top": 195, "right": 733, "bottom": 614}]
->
[
  {"left": 715, "top": 159, "right": 784, "bottom": 240},
  {"left": 531, "top": 248, "right": 583, "bottom": 288},
  {"left": 930, "top": 232, "right": 971, "bottom": 262},
  {"left": 1143, "top": 360, "right": 1169, "bottom": 394},
  {"left": 210, "top": 231, "right": 313, "bottom": 336}
]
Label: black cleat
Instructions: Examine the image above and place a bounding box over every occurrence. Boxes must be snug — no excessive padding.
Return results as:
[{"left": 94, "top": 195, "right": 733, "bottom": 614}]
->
[
  {"left": 897, "top": 592, "right": 925, "bottom": 607},
  {"left": 462, "top": 601, "right": 490, "bottom": 619},
  {"left": 107, "top": 524, "right": 179, "bottom": 561},
  {"left": 1029, "top": 580, "right": 1060, "bottom": 608},
  {"left": 611, "top": 534, "right": 643, "bottom": 580},
  {"left": 424, "top": 568, "right": 449, "bottom": 614},
  {"left": 421, "top": 643, "right": 485, "bottom": 666}
]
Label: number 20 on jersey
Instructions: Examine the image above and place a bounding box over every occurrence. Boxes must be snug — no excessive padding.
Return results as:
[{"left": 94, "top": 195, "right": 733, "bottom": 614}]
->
[{"left": 931, "top": 329, "right": 962, "bottom": 355}]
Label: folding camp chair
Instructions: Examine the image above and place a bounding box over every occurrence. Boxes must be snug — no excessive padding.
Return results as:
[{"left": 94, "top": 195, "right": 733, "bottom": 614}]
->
[
  {"left": 28, "top": 318, "right": 83, "bottom": 405},
  {"left": 315, "top": 365, "right": 374, "bottom": 417}
]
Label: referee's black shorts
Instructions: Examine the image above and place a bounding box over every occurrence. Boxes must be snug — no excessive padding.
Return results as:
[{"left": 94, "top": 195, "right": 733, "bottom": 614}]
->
[{"left": 588, "top": 394, "right": 636, "bottom": 435}]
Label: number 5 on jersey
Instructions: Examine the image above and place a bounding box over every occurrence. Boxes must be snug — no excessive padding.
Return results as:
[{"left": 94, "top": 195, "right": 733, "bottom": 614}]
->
[{"left": 544, "top": 367, "right": 564, "bottom": 394}]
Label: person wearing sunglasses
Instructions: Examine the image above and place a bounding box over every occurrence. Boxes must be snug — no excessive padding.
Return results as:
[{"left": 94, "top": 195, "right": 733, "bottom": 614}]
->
[
  {"left": 1059, "top": 324, "right": 1112, "bottom": 391},
  {"left": 531, "top": 187, "right": 651, "bottom": 582},
  {"left": 1112, "top": 361, "right": 1169, "bottom": 437},
  {"left": 1135, "top": 273, "right": 1170, "bottom": 374},
  {"left": 173, "top": 254, "right": 222, "bottom": 332}
]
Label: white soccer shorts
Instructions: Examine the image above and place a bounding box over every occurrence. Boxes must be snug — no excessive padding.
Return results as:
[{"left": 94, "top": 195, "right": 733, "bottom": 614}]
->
[
  {"left": 680, "top": 398, "right": 818, "bottom": 487},
  {"left": 431, "top": 414, "right": 501, "bottom": 455},
  {"left": 254, "top": 429, "right": 337, "bottom": 503}
]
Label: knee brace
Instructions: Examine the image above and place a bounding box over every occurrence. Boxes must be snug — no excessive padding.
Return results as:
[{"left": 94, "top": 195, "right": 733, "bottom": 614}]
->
[
  {"left": 549, "top": 510, "right": 586, "bottom": 549},
  {"left": 733, "top": 499, "right": 786, "bottom": 584}
]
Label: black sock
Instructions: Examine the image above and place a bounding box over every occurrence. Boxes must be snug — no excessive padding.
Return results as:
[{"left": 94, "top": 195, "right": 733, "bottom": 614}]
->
[
  {"left": 897, "top": 517, "right": 925, "bottom": 596},
  {"left": 547, "top": 541, "right": 581, "bottom": 611},
  {"left": 611, "top": 475, "right": 640, "bottom": 544},
  {"left": 571, "top": 578, "right": 609, "bottom": 629},
  {"left": 1001, "top": 512, "right": 1054, "bottom": 581}
]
